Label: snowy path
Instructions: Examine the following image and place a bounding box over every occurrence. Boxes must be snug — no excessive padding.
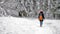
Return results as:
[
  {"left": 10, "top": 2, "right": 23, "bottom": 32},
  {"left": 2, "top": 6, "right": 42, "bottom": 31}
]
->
[{"left": 0, "top": 17, "right": 60, "bottom": 34}]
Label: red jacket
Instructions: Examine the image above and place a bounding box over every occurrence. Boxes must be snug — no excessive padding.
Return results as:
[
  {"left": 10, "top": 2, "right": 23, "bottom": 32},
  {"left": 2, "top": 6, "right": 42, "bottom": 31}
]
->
[{"left": 38, "top": 12, "right": 45, "bottom": 21}]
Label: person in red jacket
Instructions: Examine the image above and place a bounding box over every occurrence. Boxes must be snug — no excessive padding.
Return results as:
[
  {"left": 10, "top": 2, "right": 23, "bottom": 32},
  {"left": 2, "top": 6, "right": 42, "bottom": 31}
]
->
[{"left": 38, "top": 10, "right": 45, "bottom": 27}]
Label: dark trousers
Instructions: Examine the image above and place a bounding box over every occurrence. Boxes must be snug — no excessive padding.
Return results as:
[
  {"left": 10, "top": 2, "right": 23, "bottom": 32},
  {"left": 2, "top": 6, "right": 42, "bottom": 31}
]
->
[{"left": 40, "top": 21, "right": 43, "bottom": 27}]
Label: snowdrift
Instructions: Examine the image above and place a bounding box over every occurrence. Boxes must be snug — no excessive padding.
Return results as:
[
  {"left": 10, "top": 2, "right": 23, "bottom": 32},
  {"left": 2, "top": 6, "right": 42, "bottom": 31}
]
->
[{"left": 0, "top": 17, "right": 56, "bottom": 34}]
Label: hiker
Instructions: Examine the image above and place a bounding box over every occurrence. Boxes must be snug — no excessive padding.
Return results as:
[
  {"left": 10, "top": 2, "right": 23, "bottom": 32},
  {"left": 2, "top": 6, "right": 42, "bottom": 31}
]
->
[{"left": 38, "top": 10, "right": 45, "bottom": 27}]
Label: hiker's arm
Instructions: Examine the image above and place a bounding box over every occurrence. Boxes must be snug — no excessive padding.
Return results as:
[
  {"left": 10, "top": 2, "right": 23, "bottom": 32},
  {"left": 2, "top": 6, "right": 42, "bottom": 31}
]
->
[
  {"left": 43, "top": 14, "right": 45, "bottom": 19},
  {"left": 38, "top": 13, "right": 40, "bottom": 19}
]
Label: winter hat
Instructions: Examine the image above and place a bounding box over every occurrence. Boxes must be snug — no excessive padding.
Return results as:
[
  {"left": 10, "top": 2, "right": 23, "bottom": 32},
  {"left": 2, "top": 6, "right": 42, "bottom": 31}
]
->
[{"left": 40, "top": 10, "right": 43, "bottom": 13}]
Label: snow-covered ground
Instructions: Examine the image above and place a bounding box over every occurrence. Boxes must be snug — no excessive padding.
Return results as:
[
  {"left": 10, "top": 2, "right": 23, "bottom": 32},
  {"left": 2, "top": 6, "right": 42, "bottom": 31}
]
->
[{"left": 0, "top": 17, "right": 60, "bottom": 34}]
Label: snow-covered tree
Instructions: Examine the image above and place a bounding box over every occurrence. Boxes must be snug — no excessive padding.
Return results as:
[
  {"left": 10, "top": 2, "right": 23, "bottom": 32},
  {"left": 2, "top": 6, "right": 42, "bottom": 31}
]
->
[{"left": 0, "top": 0, "right": 60, "bottom": 19}]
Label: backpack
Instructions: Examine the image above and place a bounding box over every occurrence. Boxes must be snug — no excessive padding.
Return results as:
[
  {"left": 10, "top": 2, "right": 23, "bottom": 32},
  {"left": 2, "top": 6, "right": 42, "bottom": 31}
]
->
[{"left": 39, "top": 14, "right": 43, "bottom": 20}]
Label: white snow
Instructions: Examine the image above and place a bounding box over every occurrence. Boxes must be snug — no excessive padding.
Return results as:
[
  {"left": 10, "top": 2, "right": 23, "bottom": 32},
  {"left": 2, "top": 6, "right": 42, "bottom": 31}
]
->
[{"left": 0, "top": 17, "right": 60, "bottom": 34}]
